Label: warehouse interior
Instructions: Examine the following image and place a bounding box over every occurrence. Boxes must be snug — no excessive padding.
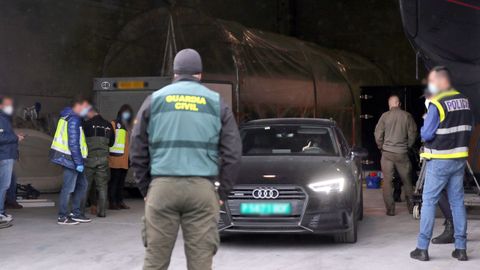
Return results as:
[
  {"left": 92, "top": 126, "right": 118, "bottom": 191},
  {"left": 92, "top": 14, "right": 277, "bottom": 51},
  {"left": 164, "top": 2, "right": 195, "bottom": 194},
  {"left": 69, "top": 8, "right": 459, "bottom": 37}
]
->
[{"left": 1, "top": 0, "right": 479, "bottom": 269}]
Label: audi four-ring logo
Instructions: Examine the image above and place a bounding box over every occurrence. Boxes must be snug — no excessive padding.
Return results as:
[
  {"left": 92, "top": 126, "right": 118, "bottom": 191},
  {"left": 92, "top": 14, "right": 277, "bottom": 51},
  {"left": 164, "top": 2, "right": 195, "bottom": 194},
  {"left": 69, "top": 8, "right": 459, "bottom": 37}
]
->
[{"left": 252, "top": 187, "right": 280, "bottom": 199}]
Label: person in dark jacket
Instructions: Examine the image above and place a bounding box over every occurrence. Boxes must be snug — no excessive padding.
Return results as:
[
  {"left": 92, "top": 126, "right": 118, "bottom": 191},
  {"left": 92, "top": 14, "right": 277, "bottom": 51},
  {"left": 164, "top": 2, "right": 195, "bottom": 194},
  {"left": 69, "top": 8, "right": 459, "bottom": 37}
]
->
[
  {"left": 0, "top": 96, "right": 23, "bottom": 224},
  {"left": 81, "top": 108, "right": 115, "bottom": 217},
  {"left": 131, "top": 49, "right": 242, "bottom": 270},
  {"left": 50, "top": 96, "right": 92, "bottom": 225}
]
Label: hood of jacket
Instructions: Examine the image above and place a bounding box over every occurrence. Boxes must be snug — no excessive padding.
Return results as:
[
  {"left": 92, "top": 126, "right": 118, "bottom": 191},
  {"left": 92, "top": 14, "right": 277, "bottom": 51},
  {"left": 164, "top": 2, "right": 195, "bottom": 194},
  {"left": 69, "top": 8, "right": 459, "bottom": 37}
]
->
[{"left": 60, "top": 107, "right": 78, "bottom": 120}]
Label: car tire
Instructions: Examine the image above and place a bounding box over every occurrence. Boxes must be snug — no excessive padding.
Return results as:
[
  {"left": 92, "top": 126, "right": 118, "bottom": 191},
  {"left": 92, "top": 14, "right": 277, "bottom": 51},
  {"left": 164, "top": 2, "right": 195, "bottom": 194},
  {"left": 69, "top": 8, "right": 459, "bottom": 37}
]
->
[
  {"left": 357, "top": 187, "right": 364, "bottom": 221},
  {"left": 334, "top": 212, "right": 358, "bottom": 244}
]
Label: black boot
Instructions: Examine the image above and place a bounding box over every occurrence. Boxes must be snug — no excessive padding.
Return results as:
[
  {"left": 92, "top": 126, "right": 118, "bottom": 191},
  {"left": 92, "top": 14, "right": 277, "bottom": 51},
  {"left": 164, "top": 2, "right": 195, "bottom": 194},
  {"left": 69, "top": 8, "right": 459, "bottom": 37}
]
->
[
  {"left": 452, "top": 249, "right": 468, "bottom": 261},
  {"left": 410, "top": 248, "right": 429, "bottom": 261},
  {"left": 432, "top": 219, "right": 454, "bottom": 244},
  {"left": 386, "top": 208, "right": 395, "bottom": 216}
]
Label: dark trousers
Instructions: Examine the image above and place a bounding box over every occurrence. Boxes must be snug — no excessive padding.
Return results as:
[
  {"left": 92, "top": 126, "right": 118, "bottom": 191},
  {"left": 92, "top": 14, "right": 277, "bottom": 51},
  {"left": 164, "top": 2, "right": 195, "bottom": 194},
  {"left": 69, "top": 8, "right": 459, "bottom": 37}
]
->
[
  {"left": 6, "top": 172, "right": 17, "bottom": 204},
  {"left": 82, "top": 158, "right": 110, "bottom": 216},
  {"left": 109, "top": 168, "right": 127, "bottom": 205}
]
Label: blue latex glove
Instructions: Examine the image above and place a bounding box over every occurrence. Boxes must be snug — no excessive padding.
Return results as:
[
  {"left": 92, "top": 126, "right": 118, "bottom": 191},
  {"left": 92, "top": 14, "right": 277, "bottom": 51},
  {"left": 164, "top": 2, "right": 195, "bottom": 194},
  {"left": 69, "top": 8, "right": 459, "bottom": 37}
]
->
[{"left": 76, "top": 165, "right": 84, "bottom": 173}]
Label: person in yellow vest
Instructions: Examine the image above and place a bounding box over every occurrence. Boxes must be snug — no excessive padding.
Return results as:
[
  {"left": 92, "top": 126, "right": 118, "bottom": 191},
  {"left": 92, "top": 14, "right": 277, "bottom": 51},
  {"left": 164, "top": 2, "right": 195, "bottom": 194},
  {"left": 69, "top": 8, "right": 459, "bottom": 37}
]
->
[
  {"left": 50, "top": 96, "right": 92, "bottom": 225},
  {"left": 411, "top": 66, "right": 474, "bottom": 261},
  {"left": 108, "top": 104, "right": 133, "bottom": 210}
]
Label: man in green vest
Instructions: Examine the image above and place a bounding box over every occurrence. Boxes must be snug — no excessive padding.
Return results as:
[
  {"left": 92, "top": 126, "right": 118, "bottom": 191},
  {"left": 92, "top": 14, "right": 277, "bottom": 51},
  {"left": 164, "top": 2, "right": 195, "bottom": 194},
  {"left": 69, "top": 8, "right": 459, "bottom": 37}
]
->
[
  {"left": 130, "top": 48, "right": 242, "bottom": 270},
  {"left": 411, "top": 66, "right": 473, "bottom": 261}
]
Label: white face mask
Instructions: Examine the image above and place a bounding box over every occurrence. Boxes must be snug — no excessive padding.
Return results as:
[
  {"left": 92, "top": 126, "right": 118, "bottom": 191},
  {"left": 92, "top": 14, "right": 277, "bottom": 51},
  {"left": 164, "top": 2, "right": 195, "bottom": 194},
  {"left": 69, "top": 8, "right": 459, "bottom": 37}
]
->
[
  {"left": 427, "top": 83, "right": 439, "bottom": 95},
  {"left": 2, "top": 105, "right": 13, "bottom": 116}
]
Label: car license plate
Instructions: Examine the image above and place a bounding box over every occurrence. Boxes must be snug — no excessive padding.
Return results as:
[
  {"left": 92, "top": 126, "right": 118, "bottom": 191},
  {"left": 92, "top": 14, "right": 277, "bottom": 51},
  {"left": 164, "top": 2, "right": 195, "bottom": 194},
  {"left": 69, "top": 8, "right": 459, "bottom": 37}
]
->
[{"left": 240, "top": 202, "right": 292, "bottom": 215}]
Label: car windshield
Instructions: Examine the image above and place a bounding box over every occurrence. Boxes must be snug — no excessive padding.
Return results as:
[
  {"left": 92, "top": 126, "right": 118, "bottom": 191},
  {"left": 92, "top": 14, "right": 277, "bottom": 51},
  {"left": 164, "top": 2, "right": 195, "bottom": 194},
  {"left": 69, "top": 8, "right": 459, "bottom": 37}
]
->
[{"left": 241, "top": 124, "right": 339, "bottom": 156}]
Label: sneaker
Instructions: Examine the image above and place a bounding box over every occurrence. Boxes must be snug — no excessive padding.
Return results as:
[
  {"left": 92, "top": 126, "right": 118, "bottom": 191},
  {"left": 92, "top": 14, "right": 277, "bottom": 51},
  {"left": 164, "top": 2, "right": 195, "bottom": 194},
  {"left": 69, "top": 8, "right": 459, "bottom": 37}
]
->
[
  {"left": 70, "top": 214, "right": 92, "bottom": 223},
  {"left": 0, "top": 220, "right": 12, "bottom": 229},
  {"left": 57, "top": 216, "right": 79, "bottom": 225},
  {"left": 0, "top": 213, "right": 13, "bottom": 223}
]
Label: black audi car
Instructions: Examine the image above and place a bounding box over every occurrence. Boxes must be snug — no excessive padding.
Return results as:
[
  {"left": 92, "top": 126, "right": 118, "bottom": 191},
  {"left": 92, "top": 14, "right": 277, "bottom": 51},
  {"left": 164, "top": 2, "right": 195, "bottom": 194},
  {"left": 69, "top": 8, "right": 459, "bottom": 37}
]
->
[{"left": 218, "top": 118, "right": 367, "bottom": 243}]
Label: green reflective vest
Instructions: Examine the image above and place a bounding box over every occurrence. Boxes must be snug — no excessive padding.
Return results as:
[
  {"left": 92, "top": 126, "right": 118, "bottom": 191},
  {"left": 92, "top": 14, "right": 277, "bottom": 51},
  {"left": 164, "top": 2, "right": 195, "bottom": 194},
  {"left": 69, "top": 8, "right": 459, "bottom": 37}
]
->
[
  {"left": 109, "top": 121, "right": 127, "bottom": 156},
  {"left": 51, "top": 118, "right": 88, "bottom": 158},
  {"left": 148, "top": 80, "right": 221, "bottom": 177}
]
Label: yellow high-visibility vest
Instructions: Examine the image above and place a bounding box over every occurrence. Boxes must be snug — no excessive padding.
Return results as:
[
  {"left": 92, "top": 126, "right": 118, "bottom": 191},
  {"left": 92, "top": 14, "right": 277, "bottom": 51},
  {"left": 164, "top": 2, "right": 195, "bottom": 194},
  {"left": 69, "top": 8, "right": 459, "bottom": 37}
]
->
[
  {"left": 109, "top": 122, "right": 126, "bottom": 156},
  {"left": 51, "top": 118, "right": 88, "bottom": 158}
]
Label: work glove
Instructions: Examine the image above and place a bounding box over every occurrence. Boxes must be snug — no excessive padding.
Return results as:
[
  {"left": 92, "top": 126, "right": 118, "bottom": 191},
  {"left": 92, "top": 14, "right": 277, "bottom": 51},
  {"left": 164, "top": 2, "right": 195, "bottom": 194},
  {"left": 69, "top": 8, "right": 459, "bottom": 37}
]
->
[{"left": 76, "top": 165, "right": 84, "bottom": 173}]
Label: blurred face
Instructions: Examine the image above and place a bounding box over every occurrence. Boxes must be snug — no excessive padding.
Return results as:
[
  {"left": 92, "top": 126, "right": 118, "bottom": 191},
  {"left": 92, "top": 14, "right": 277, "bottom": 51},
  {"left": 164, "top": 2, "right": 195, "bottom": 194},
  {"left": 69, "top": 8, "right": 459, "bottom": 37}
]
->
[
  {"left": 86, "top": 109, "right": 97, "bottom": 119},
  {"left": 121, "top": 110, "right": 132, "bottom": 122},
  {"left": 1, "top": 98, "right": 14, "bottom": 115},
  {"left": 427, "top": 71, "right": 450, "bottom": 95},
  {"left": 72, "top": 101, "right": 91, "bottom": 117},
  {"left": 388, "top": 96, "right": 400, "bottom": 109}
]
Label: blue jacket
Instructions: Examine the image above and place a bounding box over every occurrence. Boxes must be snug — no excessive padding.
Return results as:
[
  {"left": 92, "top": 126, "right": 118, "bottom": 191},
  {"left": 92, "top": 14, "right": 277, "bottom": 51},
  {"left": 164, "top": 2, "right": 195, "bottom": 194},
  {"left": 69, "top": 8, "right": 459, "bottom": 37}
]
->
[
  {"left": 50, "top": 107, "right": 84, "bottom": 170},
  {"left": 0, "top": 111, "right": 19, "bottom": 161}
]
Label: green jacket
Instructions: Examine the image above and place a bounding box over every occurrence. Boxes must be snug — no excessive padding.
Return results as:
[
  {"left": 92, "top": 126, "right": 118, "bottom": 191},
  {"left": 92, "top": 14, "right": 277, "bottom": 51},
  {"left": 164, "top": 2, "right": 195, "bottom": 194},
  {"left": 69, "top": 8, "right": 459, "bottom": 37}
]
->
[{"left": 374, "top": 107, "right": 417, "bottom": 154}]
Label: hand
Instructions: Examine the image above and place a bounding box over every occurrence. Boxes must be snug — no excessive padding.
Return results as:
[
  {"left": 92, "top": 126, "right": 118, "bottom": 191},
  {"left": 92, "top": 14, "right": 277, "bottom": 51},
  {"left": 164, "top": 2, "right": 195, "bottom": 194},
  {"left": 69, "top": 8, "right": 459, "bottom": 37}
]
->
[
  {"left": 144, "top": 197, "right": 147, "bottom": 202},
  {"left": 17, "top": 134, "right": 25, "bottom": 142},
  {"left": 219, "top": 200, "right": 224, "bottom": 206},
  {"left": 75, "top": 165, "right": 84, "bottom": 173}
]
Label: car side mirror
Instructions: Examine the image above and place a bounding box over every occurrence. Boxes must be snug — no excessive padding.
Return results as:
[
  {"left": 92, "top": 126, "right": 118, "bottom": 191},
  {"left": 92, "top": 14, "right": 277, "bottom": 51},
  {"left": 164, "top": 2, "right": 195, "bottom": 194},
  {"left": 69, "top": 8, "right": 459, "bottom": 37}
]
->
[{"left": 351, "top": 146, "right": 368, "bottom": 159}]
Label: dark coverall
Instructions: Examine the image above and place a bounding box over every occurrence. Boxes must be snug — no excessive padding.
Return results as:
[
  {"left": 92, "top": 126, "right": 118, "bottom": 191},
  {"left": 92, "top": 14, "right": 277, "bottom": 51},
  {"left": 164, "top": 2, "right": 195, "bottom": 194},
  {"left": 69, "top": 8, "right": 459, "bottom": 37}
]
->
[{"left": 81, "top": 114, "right": 114, "bottom": 217}]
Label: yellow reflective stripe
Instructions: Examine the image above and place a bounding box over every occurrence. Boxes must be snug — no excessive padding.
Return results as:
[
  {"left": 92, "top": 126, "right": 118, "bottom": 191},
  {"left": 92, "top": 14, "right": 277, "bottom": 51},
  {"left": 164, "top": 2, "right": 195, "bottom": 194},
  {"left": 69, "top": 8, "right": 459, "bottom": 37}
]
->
[
  {"left": 430, "top": 100, "right": 445, "bottom": 122},
  {"left": 433, "top": 90, "right": 460, "bottom": 101},
  {"left": 421, "top": 146, "right": 469, "bottom": 159},
  {"left": 431, "top": 90, "right": 461, "bottom": 122},
  {"left": 420, "top": 152, "right": 468, "bottom": 159},
  {"left": 79, "top": 127, "right": 88, "bottom": 158}
]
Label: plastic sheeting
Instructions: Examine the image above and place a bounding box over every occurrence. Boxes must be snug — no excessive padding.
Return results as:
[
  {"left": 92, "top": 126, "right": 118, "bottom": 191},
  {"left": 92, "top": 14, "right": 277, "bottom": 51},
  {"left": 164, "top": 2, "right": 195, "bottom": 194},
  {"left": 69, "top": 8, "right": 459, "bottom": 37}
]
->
[{"left": 103, "top": 5, "right": 390, "bottom": 144}]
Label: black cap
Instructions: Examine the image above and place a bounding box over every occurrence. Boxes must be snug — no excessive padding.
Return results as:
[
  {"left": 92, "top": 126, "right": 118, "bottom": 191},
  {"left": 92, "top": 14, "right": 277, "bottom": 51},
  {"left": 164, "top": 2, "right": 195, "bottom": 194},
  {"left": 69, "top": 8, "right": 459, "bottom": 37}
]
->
[{"left": 173, "top": 48, "right": 203, "bottom": 75}]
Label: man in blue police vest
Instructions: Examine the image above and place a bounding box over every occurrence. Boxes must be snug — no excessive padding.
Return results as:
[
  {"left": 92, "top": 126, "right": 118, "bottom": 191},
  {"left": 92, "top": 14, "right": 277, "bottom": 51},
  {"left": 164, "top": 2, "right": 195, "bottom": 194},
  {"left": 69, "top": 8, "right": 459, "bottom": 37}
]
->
[
  {"left": 411, "top": 66, "right": 473, "bottom": 261},
  {"left": 130, "top": 48, "right": 242, "bottom": 270}
]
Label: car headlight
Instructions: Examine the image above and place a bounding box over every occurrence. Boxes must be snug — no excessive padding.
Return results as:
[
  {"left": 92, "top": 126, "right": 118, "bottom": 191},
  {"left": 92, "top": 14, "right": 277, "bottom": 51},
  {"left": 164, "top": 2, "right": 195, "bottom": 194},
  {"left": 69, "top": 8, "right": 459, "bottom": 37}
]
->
[{"left": 308, "top": 178, "right": 345, "bottom": 193}]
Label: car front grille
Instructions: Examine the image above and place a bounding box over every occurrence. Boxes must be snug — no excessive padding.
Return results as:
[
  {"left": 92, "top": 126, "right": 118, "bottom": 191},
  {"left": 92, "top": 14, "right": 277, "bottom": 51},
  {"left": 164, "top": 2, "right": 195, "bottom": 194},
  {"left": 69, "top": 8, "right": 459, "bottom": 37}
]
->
[
  {"left": 228, "top": 185, "right": 307, "bottom": 200},
  {"left": 226, "top": 185, "right": 307, "bottom": 226}
]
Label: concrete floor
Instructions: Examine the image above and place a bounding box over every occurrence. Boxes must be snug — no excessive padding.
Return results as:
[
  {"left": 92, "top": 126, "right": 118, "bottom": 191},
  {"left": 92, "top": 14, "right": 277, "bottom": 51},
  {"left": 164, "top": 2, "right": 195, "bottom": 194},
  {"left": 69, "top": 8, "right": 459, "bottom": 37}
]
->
[{"left": 1, "top": 189, "right": 479, "bottom": 270}]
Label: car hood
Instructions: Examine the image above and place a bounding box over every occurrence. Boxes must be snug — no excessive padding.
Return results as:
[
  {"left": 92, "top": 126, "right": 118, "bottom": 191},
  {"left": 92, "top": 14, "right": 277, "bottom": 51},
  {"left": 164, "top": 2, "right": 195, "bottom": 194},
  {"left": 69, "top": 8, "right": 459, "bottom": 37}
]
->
[{"left": 237, "top": 155, "right": 349, "bottom": 186}]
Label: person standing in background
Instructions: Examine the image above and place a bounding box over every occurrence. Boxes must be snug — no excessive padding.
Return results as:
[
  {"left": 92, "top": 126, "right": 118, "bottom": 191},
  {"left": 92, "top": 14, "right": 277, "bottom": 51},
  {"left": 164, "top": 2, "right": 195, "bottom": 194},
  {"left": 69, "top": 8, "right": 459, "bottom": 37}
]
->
[
  {"left": 374, "top": 94, "right": 417, "bottom": 216},
  {"left": 50, "top": 96, "right": 92, "bottom": 225},
  {"left": 81, "top": 108, "right": 115, "bottom": 217},
  {"left": 108, "top": 104, "right": 133, "bottom": 210},
  {"left": 0, "top": 96, "right": 24, "bottom": 224}
]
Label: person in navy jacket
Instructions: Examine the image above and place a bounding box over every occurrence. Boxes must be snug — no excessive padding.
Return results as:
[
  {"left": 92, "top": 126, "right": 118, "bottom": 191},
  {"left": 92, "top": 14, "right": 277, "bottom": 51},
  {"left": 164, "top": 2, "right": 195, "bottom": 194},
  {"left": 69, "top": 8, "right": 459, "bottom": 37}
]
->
[{"left": 0, "top": 96, "right": 23, "bottom": 224}]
